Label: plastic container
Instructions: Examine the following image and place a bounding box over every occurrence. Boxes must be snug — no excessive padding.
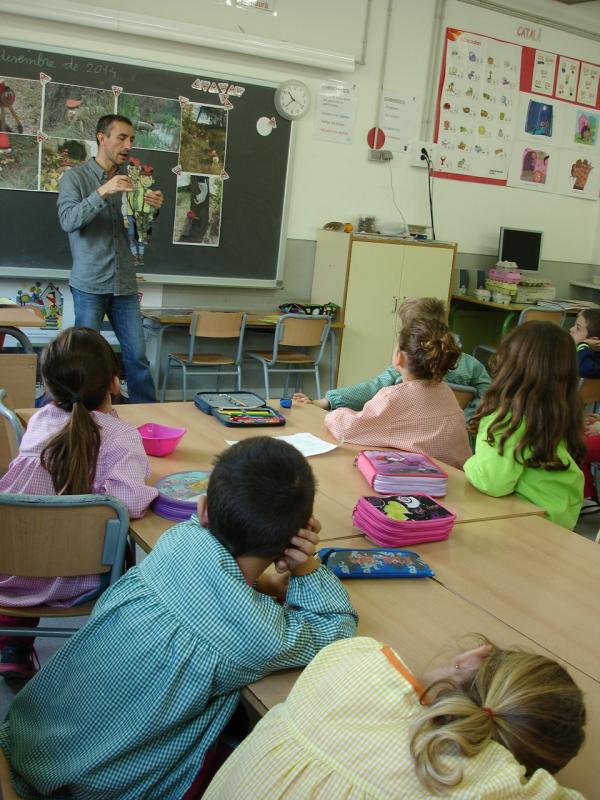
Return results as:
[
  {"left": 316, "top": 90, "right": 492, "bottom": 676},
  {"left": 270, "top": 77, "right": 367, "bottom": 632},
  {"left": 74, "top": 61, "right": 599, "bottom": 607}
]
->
[{"left": 137, "top": 423, "right": 187, "bottom": 457}]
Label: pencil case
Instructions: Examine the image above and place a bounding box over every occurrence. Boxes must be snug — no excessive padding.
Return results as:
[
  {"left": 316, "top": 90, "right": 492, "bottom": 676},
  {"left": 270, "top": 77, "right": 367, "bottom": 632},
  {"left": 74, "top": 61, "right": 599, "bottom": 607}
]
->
[
  {"left": 152, "top": 470, "right": 211, "bottom": 521},
  {"left": 319, "top": 547, "right": 434, "bottom": 579},
  {"left": 352, "top": 495, "right": 455, "bottom": 546},
  {"left": 194, "top": 391, "right": 286, "bottom": 427}
]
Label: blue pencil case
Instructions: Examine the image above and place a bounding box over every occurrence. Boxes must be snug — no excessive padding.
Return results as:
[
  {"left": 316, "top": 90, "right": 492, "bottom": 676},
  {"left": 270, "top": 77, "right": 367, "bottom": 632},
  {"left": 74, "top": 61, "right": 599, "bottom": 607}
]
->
[
  {"left": 193, "top": 391, "right": 286, "bottom": 427},
  {"left": 319, "top": 547, "right": 434, "bottom": 579}
]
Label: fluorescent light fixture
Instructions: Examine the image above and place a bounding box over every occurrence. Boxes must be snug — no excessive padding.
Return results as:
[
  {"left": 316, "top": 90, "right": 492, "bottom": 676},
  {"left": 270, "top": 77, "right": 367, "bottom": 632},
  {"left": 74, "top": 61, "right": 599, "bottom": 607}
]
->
[{"left": 0, "top": 0, "right": 355, "bottom": 71}]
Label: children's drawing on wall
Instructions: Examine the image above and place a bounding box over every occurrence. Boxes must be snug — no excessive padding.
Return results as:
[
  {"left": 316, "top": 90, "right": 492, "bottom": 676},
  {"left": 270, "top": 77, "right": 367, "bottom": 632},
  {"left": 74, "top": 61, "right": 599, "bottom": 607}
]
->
[
  {"left": 120, "top": 157, "right": 158, "bottom": 264},
  {"left": 520, "top": 148, "right": 550, "bottom": 184},
  {"left": 0, "top": 133, "right": 39, "bottom": 191},
  {"left": 40, "top": 138, "right": 97, "bottom": 192},
  {"left": 574, "top": 111, "right": 598, "bottom": 146},
  {"left": 15, "top": 281, "right": 64, "bottom": 329},
  {"left": 570, "top": 158, "right": 593, "bottom": 191},
  {"left": 173, "top": 174, "right": 222, "bottom": 247},
  {"left": 117, "top": 93, "right": 181, "bottom": 152},
  {"left": 42, "top": 83, "right": 114, "bottom": 140},
  {"left": 525, "top": 100, "right": 553, "bottom": 137},
  {"left": 0, "top": 78, "right": 42, "bottom": 135},
  {"left": 179, "top": 103, "right": 228, "bottom": 175}
]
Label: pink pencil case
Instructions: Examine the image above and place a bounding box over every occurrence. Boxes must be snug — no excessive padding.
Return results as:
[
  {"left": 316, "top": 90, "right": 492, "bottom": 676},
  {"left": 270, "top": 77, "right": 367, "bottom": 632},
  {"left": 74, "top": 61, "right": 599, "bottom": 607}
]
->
[{"left": 352, "top": 494, "right": 456, "bottom": 547}]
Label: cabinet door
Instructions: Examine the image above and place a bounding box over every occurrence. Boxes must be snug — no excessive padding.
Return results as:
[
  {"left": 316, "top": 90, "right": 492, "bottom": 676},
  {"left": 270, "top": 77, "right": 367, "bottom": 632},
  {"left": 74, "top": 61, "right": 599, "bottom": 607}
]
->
[
  {"left": 337, "top": 241, "right": 403, "bottom": 386},
  {"left": 398, "top": 244, "right": 455, "bottom": 308}
]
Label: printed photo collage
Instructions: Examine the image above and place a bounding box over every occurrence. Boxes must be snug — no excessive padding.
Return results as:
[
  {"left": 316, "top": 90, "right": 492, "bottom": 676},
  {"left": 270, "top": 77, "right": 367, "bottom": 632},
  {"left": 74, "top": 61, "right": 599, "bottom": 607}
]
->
[
  {"left": 435, "top": 30, "right": 600, "bottom": 200},
  {"left": 0, "top": 75, "right": 234, "bottom": 247}
]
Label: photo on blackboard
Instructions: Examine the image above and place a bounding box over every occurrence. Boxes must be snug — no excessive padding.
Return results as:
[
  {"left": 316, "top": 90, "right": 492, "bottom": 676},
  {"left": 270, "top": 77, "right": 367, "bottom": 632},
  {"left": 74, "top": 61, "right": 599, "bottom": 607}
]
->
[
  {"left": 40, "top": 137, "right": 97, "bottom": 192},
  {"left": 179, "top": 102, "right": 228, "bottom": 175},
  {"left": 0, "top": 77, "right": 43, "bottom": 135},
  {"left": 520, "top": 148, "right": 550, "bottom": 183},
  {"left": 574, "top": 110, "right": 598, "bottom": 146},
  {"left": 173, "top": 173, "right": 222, "bottom": 247},
  {"left": 524, "top": 99, "right": 553, "bottom": 137},
  {"left": 42, "top": 83, "right": 115, "bottom": 140},
  {"left": 117, "top": 93, "right": 181, "bottom": 152},
  {"left": 0, "top": 133, "right": 39, "bottom": 191}
]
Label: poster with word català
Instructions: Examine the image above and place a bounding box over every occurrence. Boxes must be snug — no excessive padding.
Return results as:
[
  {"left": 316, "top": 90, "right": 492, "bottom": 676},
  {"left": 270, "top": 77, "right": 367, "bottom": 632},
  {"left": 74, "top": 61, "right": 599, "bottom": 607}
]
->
[
  {"left": 434, "top": 29, "right": 522, "bottom": 184},
  {"left": 434, "top": 28, "right": 600, "bottom": 200}
]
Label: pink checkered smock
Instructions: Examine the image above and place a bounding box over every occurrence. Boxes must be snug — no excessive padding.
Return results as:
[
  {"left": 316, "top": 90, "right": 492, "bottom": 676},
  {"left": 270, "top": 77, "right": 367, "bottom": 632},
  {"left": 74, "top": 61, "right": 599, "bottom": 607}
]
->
[
  {"left": 0, "top": 404, "right": 158, "bottom": 608},
  {"left": 325, "top": 380, "right": 472, "bottom": 470}
]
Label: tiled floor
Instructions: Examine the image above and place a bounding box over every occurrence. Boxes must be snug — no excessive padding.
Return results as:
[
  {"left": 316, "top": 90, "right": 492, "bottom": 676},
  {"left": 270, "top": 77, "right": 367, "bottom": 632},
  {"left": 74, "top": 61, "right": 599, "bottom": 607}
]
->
[{"left": 1, "top": 523, "right": 598, "bottom": 721}]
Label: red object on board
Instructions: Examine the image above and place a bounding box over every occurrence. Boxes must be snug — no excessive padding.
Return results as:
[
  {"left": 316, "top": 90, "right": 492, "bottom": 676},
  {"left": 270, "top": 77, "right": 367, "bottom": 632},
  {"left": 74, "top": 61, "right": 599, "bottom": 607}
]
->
[{"left": 367, "top": 127, "right": 386, "bottom": 149}]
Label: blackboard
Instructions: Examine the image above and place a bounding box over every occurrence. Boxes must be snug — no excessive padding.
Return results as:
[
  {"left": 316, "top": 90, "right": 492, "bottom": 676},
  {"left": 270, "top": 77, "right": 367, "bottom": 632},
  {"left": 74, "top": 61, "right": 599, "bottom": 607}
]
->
[{"left": 0, "top": 43, "right": 292, "bottom": 285}]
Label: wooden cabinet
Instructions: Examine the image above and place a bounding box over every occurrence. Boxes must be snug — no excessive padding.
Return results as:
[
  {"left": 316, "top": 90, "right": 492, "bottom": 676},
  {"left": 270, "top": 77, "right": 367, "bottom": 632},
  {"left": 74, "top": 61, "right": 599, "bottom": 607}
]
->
[{"left": 311, "top": 232, "right": 456, "bottom": 387}]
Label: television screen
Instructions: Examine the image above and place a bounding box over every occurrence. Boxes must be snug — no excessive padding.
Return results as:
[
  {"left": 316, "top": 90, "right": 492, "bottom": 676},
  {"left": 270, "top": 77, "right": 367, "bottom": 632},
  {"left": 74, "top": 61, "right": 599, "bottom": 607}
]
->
[{"left": 498, "top": 228, "right": 543, "bottom": 271}]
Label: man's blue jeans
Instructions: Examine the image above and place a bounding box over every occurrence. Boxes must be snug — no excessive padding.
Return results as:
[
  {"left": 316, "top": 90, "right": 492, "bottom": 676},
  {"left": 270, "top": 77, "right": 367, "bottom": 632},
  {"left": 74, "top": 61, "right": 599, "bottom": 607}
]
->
[{"left": 70, "top": 287, "right": 156, "bottom": 404}]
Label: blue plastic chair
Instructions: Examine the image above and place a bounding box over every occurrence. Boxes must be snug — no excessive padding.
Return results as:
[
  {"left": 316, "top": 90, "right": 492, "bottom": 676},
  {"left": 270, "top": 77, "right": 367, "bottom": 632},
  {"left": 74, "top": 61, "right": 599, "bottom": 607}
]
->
[{"left": 0, "top": 494, "right": 130, "bottom": 639}]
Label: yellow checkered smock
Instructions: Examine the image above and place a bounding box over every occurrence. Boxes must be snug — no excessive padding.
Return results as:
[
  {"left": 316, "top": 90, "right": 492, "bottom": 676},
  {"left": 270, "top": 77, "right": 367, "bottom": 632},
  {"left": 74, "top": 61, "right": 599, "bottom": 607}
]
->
[{"left": 205, "top": 637, "right": 585, "bottom": 799}]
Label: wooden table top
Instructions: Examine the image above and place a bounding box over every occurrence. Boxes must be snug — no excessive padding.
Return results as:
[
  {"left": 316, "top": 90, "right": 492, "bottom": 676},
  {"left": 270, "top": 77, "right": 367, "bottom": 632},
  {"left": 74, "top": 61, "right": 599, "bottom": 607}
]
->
[
  {"left": 141, "top": 308, "right": 343, "bottom": 330},
  {"left": 0, "top": 307, "right": 45, "bottom": 328},
  {"left": 75, "top": 401, "right": 543, "bottom": 551}
]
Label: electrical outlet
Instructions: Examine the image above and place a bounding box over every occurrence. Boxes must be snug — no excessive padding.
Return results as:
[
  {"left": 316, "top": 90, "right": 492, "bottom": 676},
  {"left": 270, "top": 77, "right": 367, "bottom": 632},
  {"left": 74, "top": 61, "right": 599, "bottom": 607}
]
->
[
  {"left": 368, "top": 149, "right": 393, "bottom": 162},
  {"left": 409, "top": 140, "right": 436, "bottom": 168}
]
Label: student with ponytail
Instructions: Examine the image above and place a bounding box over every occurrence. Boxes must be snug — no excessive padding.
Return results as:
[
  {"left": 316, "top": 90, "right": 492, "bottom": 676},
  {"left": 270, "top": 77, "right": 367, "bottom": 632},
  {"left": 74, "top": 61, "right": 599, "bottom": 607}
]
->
[
  {"left": 0, "top": 327, "right": 157, "bottom": 680},
  {"left": 324, "top": 316, "right": 472, "bottom": 468},
  {"left": 204, "top": 635, "right": 586, "bottom": 799}
]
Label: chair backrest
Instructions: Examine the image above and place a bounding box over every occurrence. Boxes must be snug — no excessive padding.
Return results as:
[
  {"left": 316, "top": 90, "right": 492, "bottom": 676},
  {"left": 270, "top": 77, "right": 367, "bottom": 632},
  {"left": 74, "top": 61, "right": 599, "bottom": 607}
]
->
[
  {"left": 188, "top": 311, "right": 247, "bottom": 363},
  {"left": 0, "top": 494, "right": 130, "bottom": 585},
  {"left": 0, "top": 353, "right": 37, "bottom": 408},
  {"left": 447, "top": 382, "right": 477, "bottom": 410},
  {"left": 517, "top": 307, "right": 565, "bottom": 327},
  {"left": 579, "top": 377, "right": 600, "bottom": 405},
  {"left": 0, "top": 389, "right": 25, "bottom": 474},
  {"left": 273, "top": 314, "right": 331, "bottom": 365}
]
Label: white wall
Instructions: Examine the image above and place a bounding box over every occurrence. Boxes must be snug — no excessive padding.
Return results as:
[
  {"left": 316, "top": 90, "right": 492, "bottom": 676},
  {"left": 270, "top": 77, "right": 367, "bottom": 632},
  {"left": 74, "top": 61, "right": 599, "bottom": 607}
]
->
[{"left": 2, "top": 0, "right": 600, "bottom": 278}]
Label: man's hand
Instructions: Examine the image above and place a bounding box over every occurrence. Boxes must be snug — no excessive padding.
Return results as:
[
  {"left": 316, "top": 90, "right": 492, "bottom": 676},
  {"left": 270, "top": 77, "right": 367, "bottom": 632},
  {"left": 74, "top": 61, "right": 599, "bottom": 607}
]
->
[
  {"left": 144, "top": 190, "right": 164, "bottom": 210},
  {"left": 97, "top": 175, "right": 133, "bottom": 199}
]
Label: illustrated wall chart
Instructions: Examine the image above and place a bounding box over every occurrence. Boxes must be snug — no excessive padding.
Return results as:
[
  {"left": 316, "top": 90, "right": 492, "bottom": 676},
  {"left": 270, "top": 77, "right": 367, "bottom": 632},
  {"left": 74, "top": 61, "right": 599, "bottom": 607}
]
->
[
  {"left": 0, "top": 72, "right": 254, "bottom": 250},
  {"left": 434, "top": 29, "right": 600, "bottom": 200}
]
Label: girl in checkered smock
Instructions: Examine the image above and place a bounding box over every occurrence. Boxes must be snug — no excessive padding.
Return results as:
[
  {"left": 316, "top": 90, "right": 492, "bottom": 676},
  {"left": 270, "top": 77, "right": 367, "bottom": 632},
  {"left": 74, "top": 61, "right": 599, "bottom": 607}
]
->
[
  {"left": 0, "top": 327, "right": 158, "bottom": 680},
  {"left": 204, "top": 635, "right": 586, "bottom": 799},
  {"left": 324, "top": 316, "right": 473, "bottom": 469}
]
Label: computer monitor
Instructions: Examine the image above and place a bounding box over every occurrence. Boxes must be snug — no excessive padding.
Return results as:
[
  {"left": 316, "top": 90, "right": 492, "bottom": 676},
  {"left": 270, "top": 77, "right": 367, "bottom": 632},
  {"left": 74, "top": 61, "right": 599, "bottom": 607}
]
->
[{"left": 498, "top": 227, "right": 543, "bottom": 272}]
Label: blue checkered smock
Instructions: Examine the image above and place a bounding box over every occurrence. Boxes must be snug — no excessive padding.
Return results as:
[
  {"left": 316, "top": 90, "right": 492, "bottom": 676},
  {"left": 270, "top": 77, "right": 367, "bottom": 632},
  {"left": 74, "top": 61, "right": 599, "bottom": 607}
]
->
[{"left": 0, "top": 517, "right": 357, "bottom": 799}]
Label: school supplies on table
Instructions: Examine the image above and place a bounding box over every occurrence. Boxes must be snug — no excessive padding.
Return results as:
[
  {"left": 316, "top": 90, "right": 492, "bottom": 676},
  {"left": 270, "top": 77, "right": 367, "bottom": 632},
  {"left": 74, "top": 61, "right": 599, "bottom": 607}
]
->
[
  {"left": 319, "top": 547, "right": 434, "bottom": 579},
  {"left": 137, "top": 423, "right": 186, "bottom": 457},
  {"left": 352, "top": 495, "right": 456, "bottom": 546},
  {"left": 356, "top": 450, "right": 448, "bottom": 496},
  {"left": 152, "top": 470, "right": 211, "bottom": 521},
  {"left": 194, "top": 391, "right": 286, "bottom": 427}
]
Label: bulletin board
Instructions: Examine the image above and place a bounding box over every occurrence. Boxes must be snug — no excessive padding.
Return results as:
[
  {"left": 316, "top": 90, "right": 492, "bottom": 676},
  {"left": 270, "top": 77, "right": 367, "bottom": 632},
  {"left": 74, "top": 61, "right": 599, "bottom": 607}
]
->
[
  {"left": 0, "top": 42, "right": 293, "bottom": 285},
  {"left": 433, "top": 28, "right": 600, "bottom": 200}
]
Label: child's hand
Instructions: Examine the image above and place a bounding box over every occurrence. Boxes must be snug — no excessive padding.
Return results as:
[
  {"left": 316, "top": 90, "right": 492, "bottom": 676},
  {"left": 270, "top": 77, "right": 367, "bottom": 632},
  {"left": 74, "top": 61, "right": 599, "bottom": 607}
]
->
[
  {"left": 255, "top": 571, "right": 289, "bottom": 603},
  {"left": 275, "top": 517, "right": 322, "bottom": 576},
  {"left": 292, "top": 392, "right": 312, "bottom": 404},
  {"left": 584, "top": 413, "right": 600, "bottom": 435},
  {"left": 583, "top": 338, "right": 600, "bottom": 351}
]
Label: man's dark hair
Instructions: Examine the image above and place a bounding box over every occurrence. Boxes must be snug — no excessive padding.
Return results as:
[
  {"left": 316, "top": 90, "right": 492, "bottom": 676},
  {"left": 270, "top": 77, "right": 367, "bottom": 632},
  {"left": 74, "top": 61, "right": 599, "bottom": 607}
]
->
[
  {"left": 206, "top": 437, "right": 316, "bottom": 557},
  {"left": 95, "top": 114, "right": 133, "bottom": 144}
]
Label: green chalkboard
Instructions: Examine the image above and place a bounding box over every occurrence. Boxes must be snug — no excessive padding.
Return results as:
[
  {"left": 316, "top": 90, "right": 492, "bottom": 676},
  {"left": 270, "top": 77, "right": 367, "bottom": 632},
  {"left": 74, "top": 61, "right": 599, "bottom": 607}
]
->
[{"left": 0, "top": 43, "right": 292, "bottom": 284}]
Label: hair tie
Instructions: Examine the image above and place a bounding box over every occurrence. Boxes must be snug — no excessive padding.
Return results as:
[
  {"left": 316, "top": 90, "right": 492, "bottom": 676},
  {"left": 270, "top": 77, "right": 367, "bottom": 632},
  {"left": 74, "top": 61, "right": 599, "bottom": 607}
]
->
[
  {"left": 71, "top": 394, "right": 82, "bottom": 405},
  {"left": 482, "top": 706, "right": 494, "bottom": 721}
]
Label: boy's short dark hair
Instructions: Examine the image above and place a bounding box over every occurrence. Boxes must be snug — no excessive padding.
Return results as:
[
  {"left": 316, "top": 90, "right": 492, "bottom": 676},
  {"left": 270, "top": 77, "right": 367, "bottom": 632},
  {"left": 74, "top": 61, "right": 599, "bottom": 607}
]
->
[
  {"left": 581, "top": 308, "right": 600, "bottom": 339},
  {"left": 207, "top": 437, "right": 316, "bottom": 557},
  {"left": 95, "top": 114, "right": 133, "bottom": 144}
]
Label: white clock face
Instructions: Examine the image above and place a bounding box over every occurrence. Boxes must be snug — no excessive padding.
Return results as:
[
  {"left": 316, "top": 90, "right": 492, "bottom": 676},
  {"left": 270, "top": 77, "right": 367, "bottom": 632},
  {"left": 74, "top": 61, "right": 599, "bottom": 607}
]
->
[{"left": 275, "top": 81, "right": 311, "bottom": 120}]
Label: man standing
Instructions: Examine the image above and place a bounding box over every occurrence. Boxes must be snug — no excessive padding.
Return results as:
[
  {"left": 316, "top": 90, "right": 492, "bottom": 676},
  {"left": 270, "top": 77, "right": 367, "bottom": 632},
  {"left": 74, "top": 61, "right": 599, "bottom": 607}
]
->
[{"left": 57, "top": 114, "right": 163, "bottom": 403}]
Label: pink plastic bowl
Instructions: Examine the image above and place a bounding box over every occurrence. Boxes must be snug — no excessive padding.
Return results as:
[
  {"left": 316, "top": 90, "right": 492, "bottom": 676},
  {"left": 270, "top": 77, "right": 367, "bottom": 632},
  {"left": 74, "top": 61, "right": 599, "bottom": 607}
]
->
[{"left": 137, "top": 423, "right": 187, "bottom": 457}]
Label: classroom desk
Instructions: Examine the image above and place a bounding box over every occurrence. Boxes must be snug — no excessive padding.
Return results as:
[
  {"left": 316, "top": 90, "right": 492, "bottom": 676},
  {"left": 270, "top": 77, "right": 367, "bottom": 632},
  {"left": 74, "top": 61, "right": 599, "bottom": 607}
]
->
[
  {"left": 243, "top": 570, "right": 599, "bottom": 798},
  {"left": 0, "top": 306, "right": 45, "bottom": 353},
  {"left": 449, "top": 293, "right": 528, "bottom": 354},
  {"left": 141, "top": 308, "right": 343, "bottom": 393},
  {"left": 60, "top": 401, "right": 545, "bottom": 551}
]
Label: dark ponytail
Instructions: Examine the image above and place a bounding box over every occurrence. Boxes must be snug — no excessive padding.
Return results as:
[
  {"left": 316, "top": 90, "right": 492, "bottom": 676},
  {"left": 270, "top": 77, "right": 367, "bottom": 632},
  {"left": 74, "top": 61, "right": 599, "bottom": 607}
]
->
[
  {"left": 40, "top": 327, "right": 120, "bottom": 495},
  {"left": 398, "top": 317, "right": 460, "bottom": 382}
]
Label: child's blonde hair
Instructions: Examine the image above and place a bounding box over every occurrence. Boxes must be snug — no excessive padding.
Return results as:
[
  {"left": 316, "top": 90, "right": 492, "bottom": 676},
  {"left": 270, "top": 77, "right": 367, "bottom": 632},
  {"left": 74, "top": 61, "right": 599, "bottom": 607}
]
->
[
  {"left": 410, "top": 643, "right": 586, "bottom": 794},
  {"left": 398, "top": 297, "right": 447, "bottom": 330},
  {"left": 398, "top": 316, "right": 459, "bottom": 382}
]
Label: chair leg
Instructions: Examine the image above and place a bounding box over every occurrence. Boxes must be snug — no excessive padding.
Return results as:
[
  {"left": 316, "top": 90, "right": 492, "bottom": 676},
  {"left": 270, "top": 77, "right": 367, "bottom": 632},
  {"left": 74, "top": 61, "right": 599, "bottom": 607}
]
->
[
  {"left": 215, "top": 366, "right": 222, "bottom": 393},
  {"left": 236, "top": 365, "right": 241, "bottom": 391},
  {"left": 315, "top": 365, "right": 321, "bottom": 400},
  {"left": 294, "top": 368, "right": 301, "bottom": 394},
  {"left": 182, "top": 364, "right": 187, "bottom": 402},
  {"left": 283, "top": 370, "right": 290, "bottom": 399},
  {"left": 160, "top": 357, "right": 170, "bottom": 403},
  {"left": 262, "top": 362, "right": 270, "bottom": 401}
]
